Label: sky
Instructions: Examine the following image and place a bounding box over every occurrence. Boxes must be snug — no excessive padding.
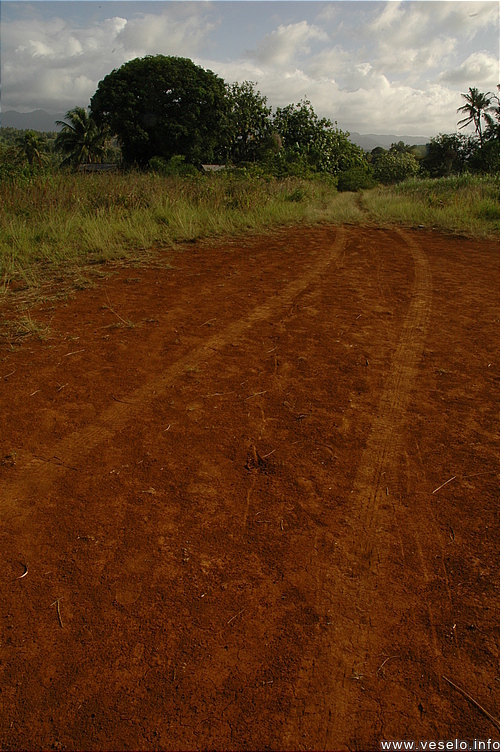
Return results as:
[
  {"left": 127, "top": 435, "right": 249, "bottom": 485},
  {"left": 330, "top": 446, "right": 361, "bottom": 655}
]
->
[{"left": 1, "top": 1, "right": 499, "bottom": 137}]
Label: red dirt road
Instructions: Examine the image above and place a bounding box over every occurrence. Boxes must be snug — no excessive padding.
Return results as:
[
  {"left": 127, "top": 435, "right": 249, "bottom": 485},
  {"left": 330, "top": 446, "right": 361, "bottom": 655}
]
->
[{"left": 0, "top": 225, "right": 498, "bottom": 751}]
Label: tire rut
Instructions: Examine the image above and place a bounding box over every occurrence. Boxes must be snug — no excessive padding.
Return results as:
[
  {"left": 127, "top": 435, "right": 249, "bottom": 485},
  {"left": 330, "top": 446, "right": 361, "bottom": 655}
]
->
[
  {"left": 282, "top": 228, "right": 434, "bottom": 749},
  {"left": 350, "top": 229, "right": 432, "bottom": 551},
  {"left": 0, "top": 228, "right": 347, "bottom": 523}
]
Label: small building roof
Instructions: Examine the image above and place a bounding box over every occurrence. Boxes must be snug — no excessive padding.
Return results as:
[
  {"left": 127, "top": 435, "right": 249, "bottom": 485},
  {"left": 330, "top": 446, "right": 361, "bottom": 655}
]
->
[
  {"left": 78, "top": 163, "right": 119, "bottom": 172},
  {"left": 201, "top": 164, "right": 225, "bottom": 172}
]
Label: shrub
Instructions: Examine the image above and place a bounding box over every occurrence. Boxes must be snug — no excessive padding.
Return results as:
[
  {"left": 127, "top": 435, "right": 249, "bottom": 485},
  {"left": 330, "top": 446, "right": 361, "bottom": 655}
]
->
[
  {"left": 149, "top": 155, "right": 198, "bottom": 177},
  {"left": 373, "top": 152, "right": 420, "bottom": 184},
  {"left": 337, "top": 167, "right": 377, "bottom": 192}
]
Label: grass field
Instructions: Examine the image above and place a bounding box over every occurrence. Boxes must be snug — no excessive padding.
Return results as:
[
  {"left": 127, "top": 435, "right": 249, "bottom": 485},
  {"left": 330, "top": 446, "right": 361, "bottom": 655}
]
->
[
  {"left": 363, "top": 173, "right": 500, "bottom": 236},
  {"left": 0, "top": 170, "right": 498, "bottom": 298}
]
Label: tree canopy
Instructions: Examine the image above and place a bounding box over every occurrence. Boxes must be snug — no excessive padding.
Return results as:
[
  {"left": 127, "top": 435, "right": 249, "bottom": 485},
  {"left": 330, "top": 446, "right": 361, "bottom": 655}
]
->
[
  {"left": 421, "top": 133, "right": 472, "bottom": 177},
  {"left": 271, "top": 99, "right": 365, "bottom": 176},
  {"left": 225, "top": 81, "right": 273, "bottom": 164},
  {"left": 15, "top": 50, "right": 497, "bottom": 183},
  {"left": 90, "top": 55, "right": 228, "bottom": 167},
  {"left": 89, "top": 57, "right": 365, "bottom": 176},
  {"left": 373, "top": 151, "right": 420, "bottom": 184}
]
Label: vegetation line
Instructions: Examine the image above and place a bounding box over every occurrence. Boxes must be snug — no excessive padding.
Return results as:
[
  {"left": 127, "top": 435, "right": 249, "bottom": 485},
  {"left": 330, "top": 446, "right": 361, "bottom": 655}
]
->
[
  {"left": 0, "top": 171, "right": 498, "bottom": 306},
  {"left": 0, "top": 172, "right": 359, "bottom": 295}
]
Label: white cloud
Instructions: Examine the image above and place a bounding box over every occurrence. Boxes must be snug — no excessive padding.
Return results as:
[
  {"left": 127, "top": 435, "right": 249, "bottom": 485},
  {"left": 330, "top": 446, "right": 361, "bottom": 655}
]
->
[
  {"left": 369, "top": 1, "right": 405, "bottom": 34},
  {"left": 217, "top": 2, "right": 496, "bottom": 134},
  {"left": 439, "top": 51, "right": 500, "bottom": 87},
  {"left": 2, "top": 6, "right": 216, "bottom": 112},
  {"left": 328, "top": 81, "right": 460, "bottom": 136},
  {"left": 12, "top": 18, "right": 73, "bottom": 62},
  {"left": 368, "top": 1, "right": 498, "bottom": 45},
  {"left": 115, "top": 11, "right": 216, "bottom": 59},
  {"left": 316, "top": 5, "right": 340, "bottom": 24},
  {"left": 305, "top": 45, "right": 352, "bottom": 81},
  {"left": 426, "top": 1, "right": 499, "bottom": 39},
  {"left": 16, "top": 39, "right": 54, "bottom": 58},
  {"left": 366, "top": 1, "right": 498, "bottom": 78},
  {"left": 255, "top": 21, "right": 329, "bottom": 67},
  {"left": 375, "top": 36, "right": 457, "bottom": 77},
  {"left": 357, "top": 63, "right": 373, "bottom": 78}
]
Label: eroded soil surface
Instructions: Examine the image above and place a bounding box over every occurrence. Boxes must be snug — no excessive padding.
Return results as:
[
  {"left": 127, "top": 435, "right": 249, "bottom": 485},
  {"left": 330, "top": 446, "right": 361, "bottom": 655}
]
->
[{"left": 0, "top": 225, "right": 498, "bottom": 751}]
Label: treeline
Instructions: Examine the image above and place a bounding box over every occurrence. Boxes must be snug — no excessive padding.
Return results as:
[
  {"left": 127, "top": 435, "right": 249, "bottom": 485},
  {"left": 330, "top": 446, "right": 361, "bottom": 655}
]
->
[{"left": 1, "top": 56, "right": 499, "bottom": 187}]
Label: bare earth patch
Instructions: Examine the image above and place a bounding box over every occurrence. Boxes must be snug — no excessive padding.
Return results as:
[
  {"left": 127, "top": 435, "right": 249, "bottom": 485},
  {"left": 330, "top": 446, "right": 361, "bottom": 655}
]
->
[{"left": 0, "top": 225, "right": 498, "bottom": 750}]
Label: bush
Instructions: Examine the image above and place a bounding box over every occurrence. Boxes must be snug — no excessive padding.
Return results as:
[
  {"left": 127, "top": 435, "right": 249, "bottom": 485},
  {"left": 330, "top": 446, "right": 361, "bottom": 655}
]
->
[
  {"left": 149, "top": 155, "right": 199, "bottom": 177},
  {"left": 373, "top": 152, "right": 420, "bottom": 184},
  {"left": 475, "top": 198, "right": 500, "bottom": 220},
  {"left": 337, "top": 167, "right": 377, "bottom": 192}
]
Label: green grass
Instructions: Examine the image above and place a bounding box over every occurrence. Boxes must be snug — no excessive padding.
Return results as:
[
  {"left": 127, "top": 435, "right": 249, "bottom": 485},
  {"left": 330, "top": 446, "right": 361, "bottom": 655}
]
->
[
  {"left": 0, "top": 171, "right": 362, "bottom": 293},
  {"left": 361, "top": 173, "right": 500, "bottom": 237},
  {"left": 0, "top": 170, "right": 498, "bottom": 301}
]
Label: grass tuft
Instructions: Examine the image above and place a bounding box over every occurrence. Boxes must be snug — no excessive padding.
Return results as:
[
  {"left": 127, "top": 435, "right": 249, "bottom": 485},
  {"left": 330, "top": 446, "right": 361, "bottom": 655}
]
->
[{"left": 1, "top": 312, "right": 51, "bottom": 342}]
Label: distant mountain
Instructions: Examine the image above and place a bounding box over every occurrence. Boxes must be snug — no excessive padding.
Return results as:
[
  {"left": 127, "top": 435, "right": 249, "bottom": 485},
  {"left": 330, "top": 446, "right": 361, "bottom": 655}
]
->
[
  {"left": 1, "top": 110, "right": 67, "bottom": 131},
  {"left": 348, "top": 131, "right": 431, "bottom": 151}
]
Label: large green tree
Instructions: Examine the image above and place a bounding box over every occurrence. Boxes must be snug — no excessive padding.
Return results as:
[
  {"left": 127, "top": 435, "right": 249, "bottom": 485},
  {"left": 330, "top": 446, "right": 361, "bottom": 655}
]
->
[
  {"left": 484, "top": 86, "right": 500, "bottom": 137},
  {"left": 90, "top": 55, "right": 228, "bottom": 167},
  {"left": 55, "top": 107, "right": 108, "bottom": 167},
  {"left": 225, "top": 81, "right": 272, "bottom": 164},
  {"left": 480, "top": 86, "right": 500, "bottom": 173},
  {"left": 272, "top": 99, "right": 365, "bottom": 175},
  {"left": 421, "top": 133, "right": 474, "bottom": 177}
]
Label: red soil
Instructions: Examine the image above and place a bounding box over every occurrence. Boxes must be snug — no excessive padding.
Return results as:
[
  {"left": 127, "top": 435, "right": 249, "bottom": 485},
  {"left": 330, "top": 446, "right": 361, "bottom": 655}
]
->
[{"left": 0, "top": 225, "right": 498, "bottom": 751}]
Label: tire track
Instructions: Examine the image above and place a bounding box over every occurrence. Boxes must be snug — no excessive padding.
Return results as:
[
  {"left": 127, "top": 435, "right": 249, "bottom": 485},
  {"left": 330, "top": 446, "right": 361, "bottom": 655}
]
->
[
  {"left": 283, "top": 228, "right": 434, "bottom": 749},
  {"left": 350, "top": 229, "right": 432, "bottom": 557},
  {"left": 0, "top": 228, "right": 347, "bottom": 521}
]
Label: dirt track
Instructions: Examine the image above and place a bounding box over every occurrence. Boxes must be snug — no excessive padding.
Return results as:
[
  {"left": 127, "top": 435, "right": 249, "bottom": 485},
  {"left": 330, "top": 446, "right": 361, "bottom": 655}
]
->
[{"left": 0, "top": 225, "right": 498, "bottom": 751}]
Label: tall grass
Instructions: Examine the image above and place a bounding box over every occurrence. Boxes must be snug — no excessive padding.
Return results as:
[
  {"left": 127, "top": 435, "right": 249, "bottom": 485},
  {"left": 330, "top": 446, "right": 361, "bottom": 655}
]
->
[
  {"left": 362, "top": 173, "right": 500, "bottom": 237},
  {"left": 0, "top": 171, "right": 363, "bottom": 291},
  {"left": 1, "top": 170, "right": 498, "bottom": 298}
]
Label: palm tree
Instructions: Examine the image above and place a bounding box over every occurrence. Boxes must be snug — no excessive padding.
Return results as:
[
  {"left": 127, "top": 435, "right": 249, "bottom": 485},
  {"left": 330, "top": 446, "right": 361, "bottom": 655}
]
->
[
  {"left": 15, "top": 130, "right": 49, "bottom": 167},
  {"left": 55, "top": 107, "right": 108, "bottom": 167},
  {"left": 484, "top": 85, "right": 500, "bottom": 142},
  {"left": 457, "top": 87, "right": 492, "bottom": 147}
]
